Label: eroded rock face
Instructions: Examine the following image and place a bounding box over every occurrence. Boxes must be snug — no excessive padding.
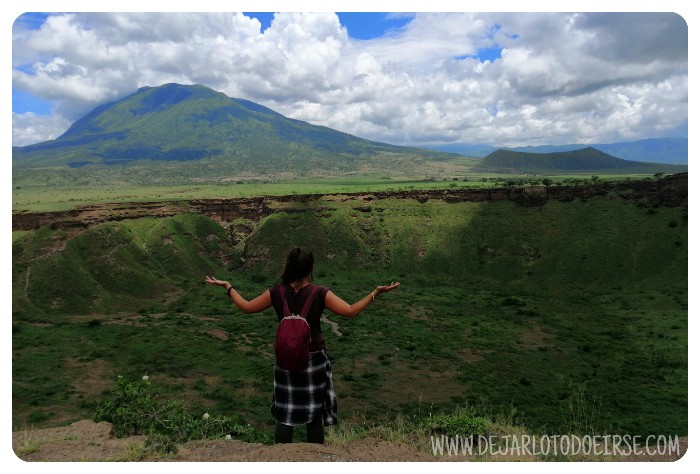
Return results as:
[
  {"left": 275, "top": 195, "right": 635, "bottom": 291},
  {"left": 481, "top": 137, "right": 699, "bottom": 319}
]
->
[{"left": 11, "top": 173, "right": 687, "bottom": 231}]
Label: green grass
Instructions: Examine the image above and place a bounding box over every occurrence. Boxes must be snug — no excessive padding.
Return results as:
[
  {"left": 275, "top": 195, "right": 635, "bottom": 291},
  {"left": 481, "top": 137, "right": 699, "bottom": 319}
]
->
[
  {"left": 12, "top": 188, "right": 687, "bottom": 441},
  {"left": 12, "top": 172, "right": 667, "bottom": 213},
  {"left": 14, "top": 435, "right": 42, "bottom": 457}
]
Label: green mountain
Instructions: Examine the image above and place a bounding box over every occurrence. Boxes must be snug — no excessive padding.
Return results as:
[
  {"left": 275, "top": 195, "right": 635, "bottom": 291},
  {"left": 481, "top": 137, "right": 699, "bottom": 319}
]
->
[
  {"left": 12, "top": 83, "right": 455, "bottom": 174},
  {"left": 478, "top": 147, "right": 685, "bottom": 173}
]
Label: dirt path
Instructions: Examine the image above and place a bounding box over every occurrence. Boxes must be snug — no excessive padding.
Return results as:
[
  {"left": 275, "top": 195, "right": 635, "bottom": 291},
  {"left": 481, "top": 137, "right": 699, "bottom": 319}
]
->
[
  {"left": 11, "top": 420, "right": 688, "bottom": 463},
  {"left": 24, "top": 266, "right": 31, "bottom": 300},
  {"left": 11, "top": 420, "right": 436, "bottom": 462},
  {"left": 321, "top": 315, "right": 342, "bottom": 336}
]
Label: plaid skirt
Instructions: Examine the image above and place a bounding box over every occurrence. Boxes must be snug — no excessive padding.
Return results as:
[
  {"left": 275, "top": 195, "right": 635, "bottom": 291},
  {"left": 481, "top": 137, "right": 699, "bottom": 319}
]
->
[{"left": 271, "top": 350, "right": 338, "bottom": 427}]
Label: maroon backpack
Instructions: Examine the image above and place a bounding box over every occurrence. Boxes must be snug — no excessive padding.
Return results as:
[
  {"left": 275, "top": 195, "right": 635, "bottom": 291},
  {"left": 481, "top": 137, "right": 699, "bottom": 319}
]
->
[{"left": 274, "top": 285, "right": 320, "bottom": 371}]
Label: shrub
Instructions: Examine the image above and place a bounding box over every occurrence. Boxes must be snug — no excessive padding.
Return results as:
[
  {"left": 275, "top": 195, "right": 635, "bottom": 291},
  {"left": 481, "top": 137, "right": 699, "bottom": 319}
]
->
[
  {"left": 423, "top": 411, "right": 488, "bottom": 438},
  {"left": 143, "top": 433, "right": 179, "bottom": 455},
  {"left": 251, "top": 274, "right": 268, "bottom": 284},
  {"left": 501, "top": 296, "right": 525, "bottom": 307},
  {"left": 27, "top": 411, "right": 52, "bottom": 423},
  {"left": 94, "top": 376, "right": 255, "bottom": 453}
]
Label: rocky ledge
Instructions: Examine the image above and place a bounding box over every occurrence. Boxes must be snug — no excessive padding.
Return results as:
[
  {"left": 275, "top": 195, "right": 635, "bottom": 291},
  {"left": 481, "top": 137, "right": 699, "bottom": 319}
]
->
[{"left": 12, "top": 173, "right": 687, "bottom": 232}]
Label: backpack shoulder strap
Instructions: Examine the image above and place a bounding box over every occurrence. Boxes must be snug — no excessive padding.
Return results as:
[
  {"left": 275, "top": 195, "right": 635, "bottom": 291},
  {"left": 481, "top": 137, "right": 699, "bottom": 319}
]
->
[
  {"left": 299, "top": 286, "right": 320, "bottom": 319},
  {"left": 277, "top": 285, "right": 291, "bottom": 317},
  {"left": 277, "top": 285, "right": 319, "bottom": 318}
]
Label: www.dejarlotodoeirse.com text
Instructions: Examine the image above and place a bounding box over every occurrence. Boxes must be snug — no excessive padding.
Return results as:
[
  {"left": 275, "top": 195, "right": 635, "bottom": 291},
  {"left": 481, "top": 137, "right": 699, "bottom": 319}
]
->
[{"left": 430, "top": 434, "right": 681, "bottom": 457}]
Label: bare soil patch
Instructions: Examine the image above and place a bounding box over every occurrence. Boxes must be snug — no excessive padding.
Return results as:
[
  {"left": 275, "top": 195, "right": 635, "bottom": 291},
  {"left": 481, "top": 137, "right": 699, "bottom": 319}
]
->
[
  {"left": 11, "top": 420, "right": 437, "bottom": 462},
  {"left": 207, "top": 328, "right": 229, "bottom": 341},
  {"left": 460, "top": 348, "right": 493, "bottom": 363},
  {"left": 517, "top": 322, "right": 553, "bottom": 349},
  {"left": 11, "top": 420, "right": 687, "bottom": 462},
  {"left": 321, "top": 315, "right": 343, "bottom": 336},
  {"left": 13, "top": 420, "right": 146, "bottom": 462}
]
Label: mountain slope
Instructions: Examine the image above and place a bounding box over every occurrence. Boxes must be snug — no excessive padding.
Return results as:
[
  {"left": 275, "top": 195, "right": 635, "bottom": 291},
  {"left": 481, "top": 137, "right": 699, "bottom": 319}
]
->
[
  {"left": 507, "top": 138, "right": 688, "bottom": 164},
  {"left": 426, "top": 137, "right": 688, "bottom": 164},
  {"left": 477, "top": 147, "right": 683, "bottom": 173},
  {"left": 12, "top": 83, "right": 454, "bottom": 172},
  {"left": 593, "top": 137, "right": 688, "bottom": 164}
]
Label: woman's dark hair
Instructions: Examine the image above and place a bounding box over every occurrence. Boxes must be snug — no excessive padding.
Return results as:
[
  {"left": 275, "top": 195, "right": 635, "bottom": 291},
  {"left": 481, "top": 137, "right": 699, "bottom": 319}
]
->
[{"left": 280, "top": 247, "right": 314, "bottom": 285}]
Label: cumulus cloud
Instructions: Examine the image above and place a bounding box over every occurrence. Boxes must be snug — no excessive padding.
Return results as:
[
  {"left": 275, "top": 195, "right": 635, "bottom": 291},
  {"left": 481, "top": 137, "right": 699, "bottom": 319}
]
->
[
  {"left": 11, "top": 12, "right": 688, "bottom": 147},
  {"left": 12, "top": 112, "right": 72, "bottom": 147}
]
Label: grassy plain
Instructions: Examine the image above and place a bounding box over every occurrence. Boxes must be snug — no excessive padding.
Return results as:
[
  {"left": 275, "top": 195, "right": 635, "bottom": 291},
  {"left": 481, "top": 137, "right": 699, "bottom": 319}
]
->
[
  {"left": 12, "top": 185, "right": 688, "bottom": 443},
  {"left": 12, "top": 172, "right": 655, "bottom": 212}
]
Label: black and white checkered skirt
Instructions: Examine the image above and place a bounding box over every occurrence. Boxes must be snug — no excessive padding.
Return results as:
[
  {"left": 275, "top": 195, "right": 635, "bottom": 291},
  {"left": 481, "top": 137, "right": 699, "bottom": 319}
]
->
[{"left": 271, "top": 350, "right": 338, "bottom": 427}]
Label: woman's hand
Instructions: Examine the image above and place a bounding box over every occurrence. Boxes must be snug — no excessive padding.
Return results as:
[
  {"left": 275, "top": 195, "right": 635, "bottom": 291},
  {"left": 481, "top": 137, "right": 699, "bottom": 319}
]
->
[
  {"left": 205, "top": 275, "right": 231, "bottom": 289},
  {"left": 374, "top": 282, "right": 401, "bottom": 296}
]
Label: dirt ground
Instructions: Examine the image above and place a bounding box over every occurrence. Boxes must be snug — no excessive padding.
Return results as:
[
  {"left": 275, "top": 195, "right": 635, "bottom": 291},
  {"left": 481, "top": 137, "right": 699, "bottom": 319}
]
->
[
  {"left": 11, "top": 420, "right": 688, "bottom": 463},
  {"left": 11, "top": 420, "right": 439, "bottom": 462}
]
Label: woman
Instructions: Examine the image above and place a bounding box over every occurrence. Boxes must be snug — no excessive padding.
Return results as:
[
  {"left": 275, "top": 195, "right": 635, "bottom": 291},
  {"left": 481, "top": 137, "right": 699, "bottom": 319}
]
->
[{"left": 205, "top": 247, "right": 400, "bottom": 444}]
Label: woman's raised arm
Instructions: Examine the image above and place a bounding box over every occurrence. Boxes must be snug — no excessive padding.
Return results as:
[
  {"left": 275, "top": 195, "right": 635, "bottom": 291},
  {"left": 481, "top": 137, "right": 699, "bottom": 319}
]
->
[
  {"left": 205, "top": 276, "right": 272, "bottom": 314},
  {"left": 325, "top": 282, "right": 400, "bottom": 318}
]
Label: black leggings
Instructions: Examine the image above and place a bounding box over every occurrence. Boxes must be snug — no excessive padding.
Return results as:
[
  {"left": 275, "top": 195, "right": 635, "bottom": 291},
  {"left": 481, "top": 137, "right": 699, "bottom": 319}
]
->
[{"left": 275, "top": 417, "right": 324, "bottom": 444}]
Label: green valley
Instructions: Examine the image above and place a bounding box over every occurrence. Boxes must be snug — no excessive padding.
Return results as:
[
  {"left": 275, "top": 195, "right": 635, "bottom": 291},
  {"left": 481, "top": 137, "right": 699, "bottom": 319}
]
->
[{"left": 12, "top": 175, "right": 688, "bottom": 444}]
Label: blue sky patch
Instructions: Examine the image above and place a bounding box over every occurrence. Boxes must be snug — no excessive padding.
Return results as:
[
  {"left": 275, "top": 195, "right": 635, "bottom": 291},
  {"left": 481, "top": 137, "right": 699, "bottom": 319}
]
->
[
  {"left": 477, "top": 47, "right": 503, "bottom": 62},
  {"left": 454, "top": 47, "right": 503, "bottom": 62},
  {"left": 13, "top": 88, "right": 52, "bottom": 115},
  {"left": 244, "top": 12, "right": 412, "bottom": 39},
  {"left": 336, "top": 12, "right": 412, "bottom": 39},
  {"left": 13, "top": 12, "right": 49, "bottom": 30},
  {"left": 244, "top": 12, "right": 275, "bottom": 32}
]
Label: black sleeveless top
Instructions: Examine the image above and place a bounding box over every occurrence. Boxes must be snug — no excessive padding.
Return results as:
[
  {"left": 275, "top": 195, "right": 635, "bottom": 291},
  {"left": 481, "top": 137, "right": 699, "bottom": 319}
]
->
[{"left": 269, "top": 284, "right": 330, "bottom": 352}]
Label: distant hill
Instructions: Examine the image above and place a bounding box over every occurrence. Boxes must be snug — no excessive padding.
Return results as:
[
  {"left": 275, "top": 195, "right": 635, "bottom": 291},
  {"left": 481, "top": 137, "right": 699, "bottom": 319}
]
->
[
  {"left": 508, "top": 138, "right": 688, "bottom": 165},
  {"left": 12, "top": 83, "right": 455, "bottom": 174},
  {"left": 421, "top": 143, "right": 499, "bottom": 158},
  {"left": 426, "top": 137, "right": 688, "bottom": 164},
  {"left": 477, "top": 147, "right": 686, "bottom": 173}
]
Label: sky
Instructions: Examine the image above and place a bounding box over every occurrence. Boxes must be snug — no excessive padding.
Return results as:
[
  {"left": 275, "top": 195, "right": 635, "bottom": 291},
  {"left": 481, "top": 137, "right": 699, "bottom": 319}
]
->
[{"left": 9, "top": 7, "right": 690, "bottom": 149}]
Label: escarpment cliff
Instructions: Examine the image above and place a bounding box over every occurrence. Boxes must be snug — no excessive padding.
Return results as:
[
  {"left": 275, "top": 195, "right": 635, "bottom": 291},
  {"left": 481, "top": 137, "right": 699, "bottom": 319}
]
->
[{"left": 12, "top": 173, "right": 687, "bottom": 232}]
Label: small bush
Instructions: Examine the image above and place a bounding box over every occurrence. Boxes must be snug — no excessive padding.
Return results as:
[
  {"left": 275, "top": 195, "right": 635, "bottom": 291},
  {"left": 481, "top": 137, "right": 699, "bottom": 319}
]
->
[
  {"left": 27, "top": 411, "right": 52, "bottom": 423},
  {"left": 251, "top": 274, "right": 268, "bottom": 284},
  {"left": 423, "top": 411, "right": 488, "bottom": 438},
  {"left": 501, "top": 296, "right": 525, "bottom": 307},
  {"left": 143, "top": 432, "right": 178, "bottom": 455},
  {"left": 94, "top": 376, "right": 255, "bottom": 453}
]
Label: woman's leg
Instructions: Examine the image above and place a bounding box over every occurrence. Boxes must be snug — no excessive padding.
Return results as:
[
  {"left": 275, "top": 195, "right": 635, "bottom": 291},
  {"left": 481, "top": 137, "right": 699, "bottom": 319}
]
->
[
  {"left": 275, "top": 422, "right": 294, "bottom": 443},
  {"left": 306, "top": 416, "right": 324, "bottom": 444}
]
